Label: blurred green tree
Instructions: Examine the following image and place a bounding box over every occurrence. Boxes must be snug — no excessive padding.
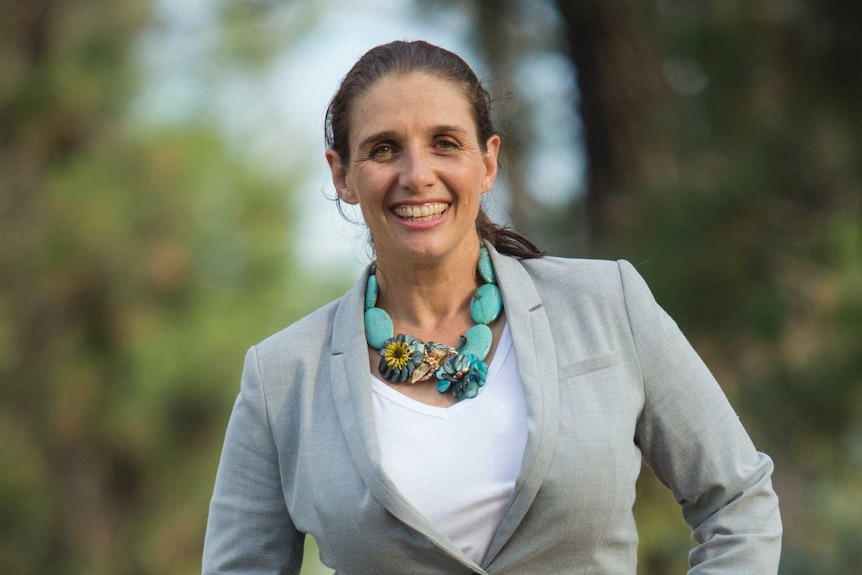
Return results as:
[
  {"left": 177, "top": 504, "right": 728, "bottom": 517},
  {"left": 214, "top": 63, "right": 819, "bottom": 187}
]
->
[{"left": 0, "top": 1, "right": 340, "bottom": 573}]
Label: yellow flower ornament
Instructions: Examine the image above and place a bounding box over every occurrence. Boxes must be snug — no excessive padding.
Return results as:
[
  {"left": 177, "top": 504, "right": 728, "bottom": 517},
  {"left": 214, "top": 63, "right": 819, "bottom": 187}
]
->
[{"left": 378, "top": 334, "right": 425, "bottom": 382}]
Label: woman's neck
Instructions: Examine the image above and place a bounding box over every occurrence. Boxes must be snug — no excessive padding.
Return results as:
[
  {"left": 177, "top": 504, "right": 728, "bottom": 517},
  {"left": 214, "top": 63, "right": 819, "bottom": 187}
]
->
[{"left": 373, "top": 244, "right": 483, "bottom": 338}]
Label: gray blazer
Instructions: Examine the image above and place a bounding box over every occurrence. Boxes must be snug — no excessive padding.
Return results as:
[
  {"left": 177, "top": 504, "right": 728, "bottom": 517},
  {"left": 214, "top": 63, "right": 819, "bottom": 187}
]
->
[{"left": 203, "top": 246, "right": 782, "bottom": 574}]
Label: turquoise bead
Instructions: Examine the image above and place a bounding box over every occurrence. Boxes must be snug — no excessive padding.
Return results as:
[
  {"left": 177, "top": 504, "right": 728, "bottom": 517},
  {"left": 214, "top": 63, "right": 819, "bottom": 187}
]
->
[
  {"left": 470, "top": 283, "right": 502, "bottom": 325},
  {"left": 477, "top": 247, "right": 496, "bottom": 285},
  {"left": 364, "top": 307, "right": 393, "bottom": 349},
  {"left": 460, "top": 324, "right": 492, "bottom": 359},
  {"left": 365, "top": 273, "right": 378, "bottom": 311}
]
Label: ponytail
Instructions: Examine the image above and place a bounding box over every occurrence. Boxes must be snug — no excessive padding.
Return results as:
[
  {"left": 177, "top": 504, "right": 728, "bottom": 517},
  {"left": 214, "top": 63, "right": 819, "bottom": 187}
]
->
[{"left": 476, "top": 209, "right": 545, "bottom": 259}]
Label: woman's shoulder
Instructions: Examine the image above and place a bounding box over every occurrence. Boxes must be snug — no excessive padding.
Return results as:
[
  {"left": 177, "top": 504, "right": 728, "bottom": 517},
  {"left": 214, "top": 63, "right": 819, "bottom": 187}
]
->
[
  {"left": 252, "top": 297, "right": 344, "bottom": 365},
  {"left": 515, "top": 255, "right": 672, "bottom": 341},
  {"left": 246, "top": 267, "right": 368, "bottom": 378},
  {"left": 518, "top": 254, "right": 636, "bottom": 293},
  {"left": 511, "top": 254, "right": 660, "bottom": 318},
  {"left": 521, "top": 253, "right": 622, "bottom": 274}
]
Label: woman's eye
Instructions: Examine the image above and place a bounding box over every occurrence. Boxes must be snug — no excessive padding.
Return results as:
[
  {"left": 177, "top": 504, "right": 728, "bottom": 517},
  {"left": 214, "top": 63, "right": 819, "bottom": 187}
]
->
[
  {"left": 370, "top": 144, "right": 395, "bottom": 159},
  {"left": 435, "top": 139, "right": 459, "bottom": 152}
]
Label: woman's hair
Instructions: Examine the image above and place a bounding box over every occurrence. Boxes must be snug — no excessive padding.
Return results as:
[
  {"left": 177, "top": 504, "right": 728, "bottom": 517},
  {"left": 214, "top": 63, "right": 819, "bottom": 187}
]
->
[{"left": 325, "top": 40, "right": 544, "bottom": 259}]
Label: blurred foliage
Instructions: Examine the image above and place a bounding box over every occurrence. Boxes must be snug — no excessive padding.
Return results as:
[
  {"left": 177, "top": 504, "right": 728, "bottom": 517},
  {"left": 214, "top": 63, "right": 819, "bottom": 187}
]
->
[
  {"left": 540, "top": 1, "right": 862, "bottom": 572},
  {"left": 1, "top": 0, "right": 860, "bottom": 574},
  {"left": 0, "top": 1, "right": 340, "bottom": 573}
]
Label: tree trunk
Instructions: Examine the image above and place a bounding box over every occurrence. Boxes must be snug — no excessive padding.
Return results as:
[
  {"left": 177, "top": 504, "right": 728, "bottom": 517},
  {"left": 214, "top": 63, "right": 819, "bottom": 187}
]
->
[
  {"left": 553, "top": 0, "right": 677, "bottom": 238},
  {"left": 464, "top": 0, "right": 538, "bottom": 231}
]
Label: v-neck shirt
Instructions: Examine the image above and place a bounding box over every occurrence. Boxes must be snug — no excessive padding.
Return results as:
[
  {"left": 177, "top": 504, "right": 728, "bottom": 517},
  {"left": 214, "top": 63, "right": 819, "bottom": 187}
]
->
[{"left": 370, "top": 323, "right": 528, "bottom": 564}]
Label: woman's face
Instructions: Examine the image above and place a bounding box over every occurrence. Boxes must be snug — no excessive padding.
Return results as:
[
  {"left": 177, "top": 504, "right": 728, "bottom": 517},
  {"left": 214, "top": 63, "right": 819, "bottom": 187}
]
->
[{"left": 327, "top": 72, "right": 500, "bottom": 267}]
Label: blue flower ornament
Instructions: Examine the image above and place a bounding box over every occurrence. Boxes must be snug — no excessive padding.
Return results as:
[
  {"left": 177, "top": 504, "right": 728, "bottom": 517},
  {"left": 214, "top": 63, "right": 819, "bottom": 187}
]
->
[{"left": 435, "top": 352, "right": 489, "bottom": 400}]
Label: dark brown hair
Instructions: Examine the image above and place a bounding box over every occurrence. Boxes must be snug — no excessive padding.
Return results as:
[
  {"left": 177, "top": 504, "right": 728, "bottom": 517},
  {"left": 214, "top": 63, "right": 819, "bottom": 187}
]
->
[{"left": 325, "top": 40, "right": 544, "bottom": 259}]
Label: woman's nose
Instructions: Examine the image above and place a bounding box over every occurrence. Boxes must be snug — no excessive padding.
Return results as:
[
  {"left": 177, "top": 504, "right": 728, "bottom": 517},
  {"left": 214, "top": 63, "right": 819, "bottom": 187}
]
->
[{"left": 398, "top": 149, "right": 436, "bottom": 192}]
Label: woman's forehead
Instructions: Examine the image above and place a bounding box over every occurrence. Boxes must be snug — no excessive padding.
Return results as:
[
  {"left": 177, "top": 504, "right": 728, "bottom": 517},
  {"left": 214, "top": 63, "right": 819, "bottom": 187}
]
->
[{"left": 348, "top": 72, "right": 475, "bottom": 141}]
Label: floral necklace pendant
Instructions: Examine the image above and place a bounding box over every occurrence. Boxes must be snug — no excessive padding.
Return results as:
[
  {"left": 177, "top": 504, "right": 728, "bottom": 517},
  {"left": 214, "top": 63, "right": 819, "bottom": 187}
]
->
[{"left": 364, "top": 247, "right": 502, "bottom": 400}]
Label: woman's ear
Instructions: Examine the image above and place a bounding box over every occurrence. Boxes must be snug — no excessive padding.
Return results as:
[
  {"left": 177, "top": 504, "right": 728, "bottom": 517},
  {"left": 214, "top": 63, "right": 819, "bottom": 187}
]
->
[
  {"left": 326, "top": 149, "right": 359, "bottom": 205},
  {"left": 481, "top": 135, "right": 501, "bottom": 193}
]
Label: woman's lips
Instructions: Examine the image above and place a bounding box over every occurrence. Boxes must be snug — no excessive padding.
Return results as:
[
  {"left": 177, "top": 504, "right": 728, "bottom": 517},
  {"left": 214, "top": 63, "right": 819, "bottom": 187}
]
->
[{"left": 392, "top": 202, "right": 449, "bottom": 222}]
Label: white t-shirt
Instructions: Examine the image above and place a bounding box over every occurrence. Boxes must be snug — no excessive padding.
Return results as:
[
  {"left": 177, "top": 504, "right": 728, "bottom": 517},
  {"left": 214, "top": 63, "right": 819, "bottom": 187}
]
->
[{"left": 371, "top": 324, "right": 528, "bottom": 564}]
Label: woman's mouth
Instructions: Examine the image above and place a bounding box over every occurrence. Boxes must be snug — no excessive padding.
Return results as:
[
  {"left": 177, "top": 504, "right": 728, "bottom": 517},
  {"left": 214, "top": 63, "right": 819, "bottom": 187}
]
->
[{"left": 392, "top": 202, "right": 449, "bottom": 222}]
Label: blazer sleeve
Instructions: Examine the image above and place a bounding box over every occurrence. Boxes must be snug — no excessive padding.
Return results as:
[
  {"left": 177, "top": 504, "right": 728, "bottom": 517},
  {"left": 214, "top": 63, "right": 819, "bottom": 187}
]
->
[
  {"left": 618, "top": 260, "right": 782, "bottom": 573},
  {"left": 202, "top": 346, "right": 304, "bottom": 574}
]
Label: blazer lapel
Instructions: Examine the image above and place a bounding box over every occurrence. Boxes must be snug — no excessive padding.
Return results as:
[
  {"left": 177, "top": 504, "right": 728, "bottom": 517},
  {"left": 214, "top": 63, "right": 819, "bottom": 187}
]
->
[
  {"left": 481, "top": 245, "right": 561, "bottom": 566},
  {"left": 328, "top": 267, "right": 488, "bottom": 573}
]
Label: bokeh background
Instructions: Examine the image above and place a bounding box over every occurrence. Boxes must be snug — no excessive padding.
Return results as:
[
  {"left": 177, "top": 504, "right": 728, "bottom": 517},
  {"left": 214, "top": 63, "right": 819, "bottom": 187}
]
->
[{"left": 2, "top": 1, "right": 861, "bottom": 573}]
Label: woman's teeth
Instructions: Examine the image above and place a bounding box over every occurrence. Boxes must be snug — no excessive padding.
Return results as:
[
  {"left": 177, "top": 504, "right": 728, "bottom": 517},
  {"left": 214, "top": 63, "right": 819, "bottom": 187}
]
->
[{"left": 393, "top": 202, "right": 448, "bottom": 221}]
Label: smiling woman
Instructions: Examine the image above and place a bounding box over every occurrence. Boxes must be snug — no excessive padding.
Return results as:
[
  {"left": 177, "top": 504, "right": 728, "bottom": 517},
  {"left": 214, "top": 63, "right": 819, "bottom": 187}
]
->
[
  {"left": 326, "top": 71, "right": 499, "bottom": 269},
  {"left": 202, "top": 40, "right": 782, "bottom": 574}
]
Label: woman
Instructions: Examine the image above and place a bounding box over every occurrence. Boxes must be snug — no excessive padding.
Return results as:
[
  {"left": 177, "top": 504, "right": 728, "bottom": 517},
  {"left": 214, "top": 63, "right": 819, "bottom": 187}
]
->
[{"left": 203, "top": 41, "right": 782, "bottom": 574}]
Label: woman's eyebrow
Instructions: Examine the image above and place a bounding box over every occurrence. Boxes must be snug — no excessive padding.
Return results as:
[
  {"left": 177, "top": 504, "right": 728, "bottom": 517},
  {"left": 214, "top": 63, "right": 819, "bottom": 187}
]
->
[
  {"left": 432, "top": 124, "right": 469, "bottom": 136},
  {"left": 357, "top": 130, "right": 398, "bottom": 151}
]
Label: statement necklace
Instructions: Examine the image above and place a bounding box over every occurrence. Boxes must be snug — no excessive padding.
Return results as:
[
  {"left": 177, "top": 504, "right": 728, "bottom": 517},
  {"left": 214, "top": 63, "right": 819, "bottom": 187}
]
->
[{"left": 364, "top": 247, "right": 503, "bottom": 401}]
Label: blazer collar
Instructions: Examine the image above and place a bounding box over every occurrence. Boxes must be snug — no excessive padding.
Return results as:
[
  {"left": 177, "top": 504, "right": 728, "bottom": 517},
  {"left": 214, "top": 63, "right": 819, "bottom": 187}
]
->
[
  {"left": 480, "top": 244, "right": 561, "bottom": 567},
  {"left": 328, "top": 244, "right": 561, "bottom": 572}
]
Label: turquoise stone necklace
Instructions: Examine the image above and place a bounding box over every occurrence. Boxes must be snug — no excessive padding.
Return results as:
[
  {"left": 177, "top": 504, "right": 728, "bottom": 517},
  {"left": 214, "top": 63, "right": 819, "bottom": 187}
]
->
[{"left": 364, "top": 246, "right": 503, "bottom": 401}]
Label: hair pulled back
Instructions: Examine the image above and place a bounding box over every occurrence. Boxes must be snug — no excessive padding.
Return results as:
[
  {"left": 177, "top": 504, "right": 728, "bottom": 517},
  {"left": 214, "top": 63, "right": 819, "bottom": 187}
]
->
[{"left": 325, "top": 40, "right": 544, "bottom": 259}]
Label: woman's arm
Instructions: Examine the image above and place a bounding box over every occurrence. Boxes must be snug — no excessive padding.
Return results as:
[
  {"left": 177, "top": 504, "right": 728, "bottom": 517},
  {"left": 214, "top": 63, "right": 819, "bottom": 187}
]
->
[
  {"left": 618, "top": 260, "right": 782, "bottom": 573},
  {"left": 202, "top": 346, "right": 305, "bottom": 574}
]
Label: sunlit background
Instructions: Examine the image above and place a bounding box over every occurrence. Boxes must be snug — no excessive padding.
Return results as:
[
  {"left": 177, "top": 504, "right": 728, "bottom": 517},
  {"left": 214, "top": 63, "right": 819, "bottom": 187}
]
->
[{"left": 1, "top": 1, "right": 860, "bottom": 574}]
